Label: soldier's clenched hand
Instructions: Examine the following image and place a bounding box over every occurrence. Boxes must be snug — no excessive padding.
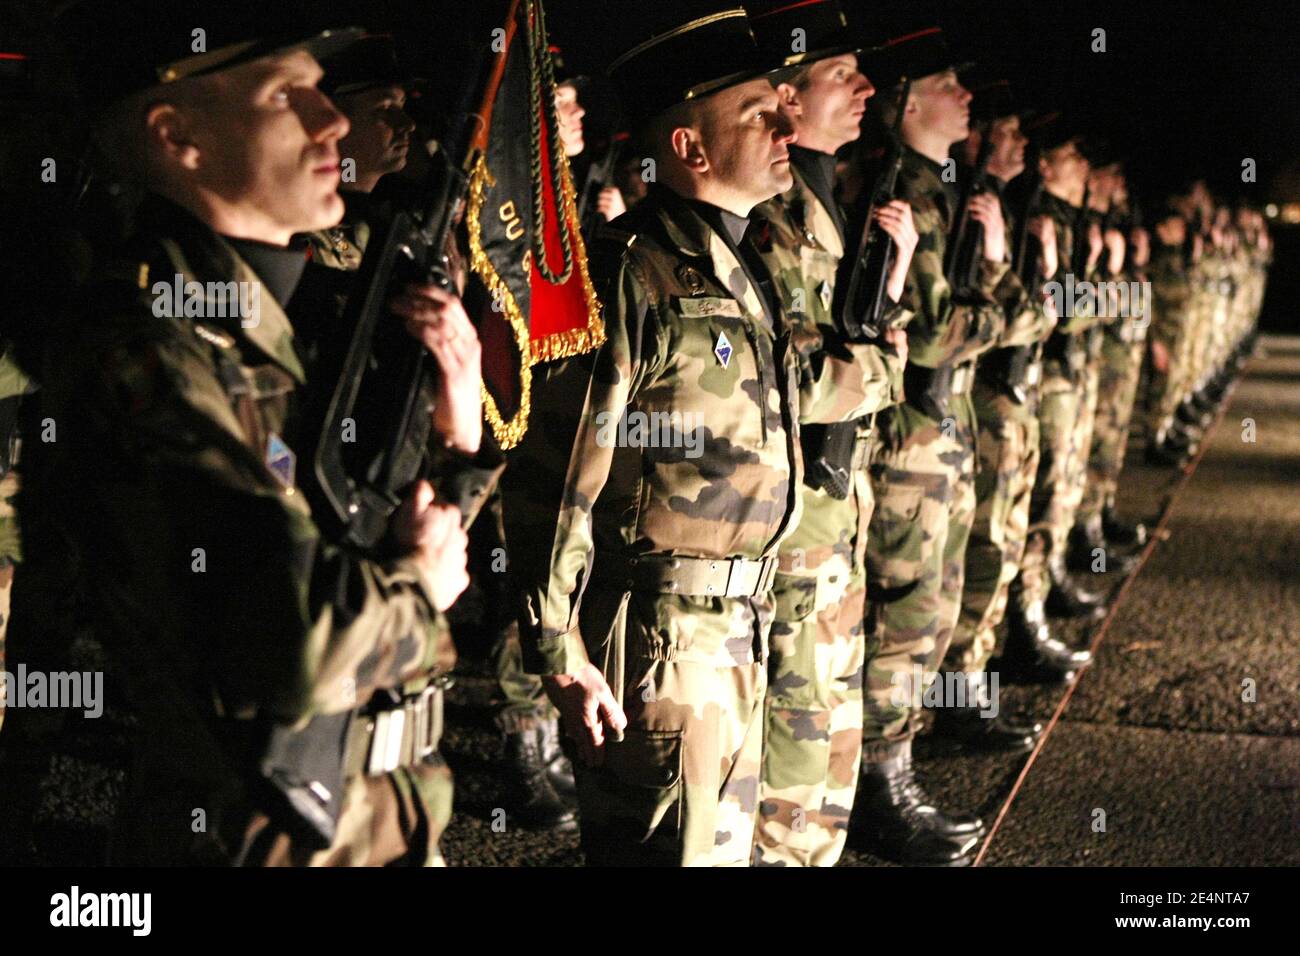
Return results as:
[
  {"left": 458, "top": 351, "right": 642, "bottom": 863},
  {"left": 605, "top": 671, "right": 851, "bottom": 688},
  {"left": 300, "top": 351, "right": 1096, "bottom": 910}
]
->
[
  {"left": 1086, "top": 220, "right": 1104, "bottom": 272},
  {"left": 873, "top": 199, "right": 917, "bottom": 303},
  {"left": 967, "top": 193, "right": 1006, "bottom": 264},
  {"left": 1028, "top": 215, "right": 1058, "bottom": 278},
  {"left": 389, "top": 283, "right": 483, "bottom": 455},
  {"left": 542, "top": 665, "right": 628, "bottom": 768},
  {"left": 1130, "top": 227, "right": 1151, "bottom": 269},
  {"left": 392, "top": 479, "right": 470, "bottom": 611},
  {"left": 1104, "top": 227, "right": 1126, "bottom": 275},
  {"left": 1150, "top": 339, "right": 1169, "bottom": 375},
  {"left": 596, "top": 185, "right": 627, "bottom": 222}
]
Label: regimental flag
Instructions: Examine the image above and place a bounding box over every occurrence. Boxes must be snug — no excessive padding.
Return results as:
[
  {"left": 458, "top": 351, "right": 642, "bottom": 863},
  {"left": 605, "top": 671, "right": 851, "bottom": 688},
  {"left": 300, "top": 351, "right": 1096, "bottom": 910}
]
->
[{"left": 468, "top": 0, "right": 604, "bottom": 449}]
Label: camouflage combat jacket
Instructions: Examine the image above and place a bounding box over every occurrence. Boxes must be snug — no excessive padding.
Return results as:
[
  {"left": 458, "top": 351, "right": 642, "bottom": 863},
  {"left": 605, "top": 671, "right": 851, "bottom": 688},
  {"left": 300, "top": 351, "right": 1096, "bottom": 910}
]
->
[
  {"left": 988, "top": 179, "right": 1057, "bottom": 350},
  {"left": 891, "top": 146, "right": 1008, "bottom": 426},
  {"left": 18, "top": 197, "right": 454, "bottom": 860},
  {"left": 0, "top": 348, "right": 32, "bottom": 564},
  {"left": 1036, "top": 189, "right": 1105, "bottom": 380},
  {"left": 751, "top": 158, "right": 907, "bottom": 589},
  {"left": 513, "top": 187, "right": 893, "bottom": 675}
]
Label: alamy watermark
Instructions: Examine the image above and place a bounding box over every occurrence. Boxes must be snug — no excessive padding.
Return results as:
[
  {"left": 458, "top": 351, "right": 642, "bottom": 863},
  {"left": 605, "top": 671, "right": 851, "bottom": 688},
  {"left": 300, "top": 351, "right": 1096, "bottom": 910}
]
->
[
  {"left": 152, "top": 273, "right": 262, "bottom": 328},
  {"left": 889, "top": 666, "right": 1001, "bottom": 718},
  {"left": 1, "top": 665, "right": 103, "bottom": 718},
  {"left": 50, "top": 886, "right": 151, "bottom": 936},
  {"left": 1045, "top": 272, "right": 1150, "bottom": 323},
  {"left": 595, "top": 409, "right": 704, "bottom": 459}
]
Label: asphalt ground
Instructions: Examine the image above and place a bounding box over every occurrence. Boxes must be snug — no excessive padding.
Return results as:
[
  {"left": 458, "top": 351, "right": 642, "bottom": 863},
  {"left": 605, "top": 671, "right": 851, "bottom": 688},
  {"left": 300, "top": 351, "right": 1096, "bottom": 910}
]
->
[{"left": 1, "top": 335, "right": 1294, "bottom": 867}]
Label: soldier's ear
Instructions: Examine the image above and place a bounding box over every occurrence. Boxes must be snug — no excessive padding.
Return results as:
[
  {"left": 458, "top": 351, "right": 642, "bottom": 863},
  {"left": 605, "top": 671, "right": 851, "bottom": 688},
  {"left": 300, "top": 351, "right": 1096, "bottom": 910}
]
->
[
  {"left": 670, "top": 126, "right": 708, "bottom": 173},
  {"left": 146, "top": 102, "right": 201, "bottom": 171},
  {"left": 776, "top": 82, "right": 801, "bottom": 114}
]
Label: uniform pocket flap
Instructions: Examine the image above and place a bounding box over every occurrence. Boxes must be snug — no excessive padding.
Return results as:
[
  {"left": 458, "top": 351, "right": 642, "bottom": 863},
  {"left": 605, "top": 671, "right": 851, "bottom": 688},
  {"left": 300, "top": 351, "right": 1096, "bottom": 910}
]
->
[
  {"left": 602, "top": 729, "right": 683, "bottom": 789},
  {"left": 772, "top": 573, "right": 817, "bottom": 622}
]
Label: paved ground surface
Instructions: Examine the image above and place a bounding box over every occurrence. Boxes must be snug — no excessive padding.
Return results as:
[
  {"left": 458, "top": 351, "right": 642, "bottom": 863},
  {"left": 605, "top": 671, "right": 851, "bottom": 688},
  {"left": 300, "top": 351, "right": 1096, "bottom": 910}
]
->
[{"left": 2, "top": 336, "right": 1295, "bottom": 867}]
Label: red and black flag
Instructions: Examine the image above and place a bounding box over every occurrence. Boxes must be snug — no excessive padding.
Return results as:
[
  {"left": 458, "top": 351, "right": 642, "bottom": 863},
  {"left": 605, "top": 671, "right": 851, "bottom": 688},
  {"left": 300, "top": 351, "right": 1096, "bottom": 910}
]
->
[{"left": 467, "top": 0, "right": 604, "bottom": 449}]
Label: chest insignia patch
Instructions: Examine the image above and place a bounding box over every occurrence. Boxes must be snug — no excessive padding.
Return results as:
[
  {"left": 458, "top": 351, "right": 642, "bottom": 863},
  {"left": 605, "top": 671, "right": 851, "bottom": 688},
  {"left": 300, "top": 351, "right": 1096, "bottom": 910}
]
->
[
  {"left": 714, "top": 331, "right": 733, "bottom": 369},
  {"left": 818, "top": 280, "right": 833, "bottom": 311},
  {"left": 266, "top": 432, "right": 296, "bottom": 490}
]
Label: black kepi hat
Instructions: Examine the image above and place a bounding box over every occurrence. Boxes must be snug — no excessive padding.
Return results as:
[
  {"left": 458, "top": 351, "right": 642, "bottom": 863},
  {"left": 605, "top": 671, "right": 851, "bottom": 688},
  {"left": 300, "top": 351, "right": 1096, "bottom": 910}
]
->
[
  {"left": 318, "top": 34, "right": 411, "bottom": 99},
  {"left": 57, "top": 0, "right": 362, "bottom": 113},
  {"left": 607, "top": 7, "right": 776, "bottom": 125},
  {"left": 872, "top": 25, "right": 970, "bottom": 87},
  {"left": 745, "top": 0, "right": 879, "bottom": 68}
]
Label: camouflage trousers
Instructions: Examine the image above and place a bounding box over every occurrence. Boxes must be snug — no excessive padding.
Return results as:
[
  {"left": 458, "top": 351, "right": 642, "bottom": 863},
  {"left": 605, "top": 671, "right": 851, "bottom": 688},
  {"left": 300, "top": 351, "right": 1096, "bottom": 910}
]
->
[
  {"left": 1146, "top": 320, "right": 1192, "bottom": 440},
  {"left": 1081, "top": 334, "right": 1145, "bottom": 522},
  {"left": 493, "top": 622, "right": 559, "bottom": 734},
  {"left": 862, "top": 400, "right": 976, "bottom": 756},
  {"left": 1018, "top": 364, "right": 1089, "bottom": 608},
  {"left": 754, "top": 481, "right": 868, "bottom": 866},
  {"left": 235, "top": 759, "right": 454, "bottom": 867},
  {"left": 0, "top": 563, "right": 11, "bottom": 733},
  {"left": 575, "top": 653, "right": 766, "bottom": 867},
  {"left": 945, "top": 380, "right": 1039, "bottom": 674}
]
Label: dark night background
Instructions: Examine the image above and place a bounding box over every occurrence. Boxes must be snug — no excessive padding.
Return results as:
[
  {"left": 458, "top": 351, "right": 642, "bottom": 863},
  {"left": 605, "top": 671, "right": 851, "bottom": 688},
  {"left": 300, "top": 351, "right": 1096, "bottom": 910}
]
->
[{"left": 2, "top": 0, "right": 1297, "bottom": 325}]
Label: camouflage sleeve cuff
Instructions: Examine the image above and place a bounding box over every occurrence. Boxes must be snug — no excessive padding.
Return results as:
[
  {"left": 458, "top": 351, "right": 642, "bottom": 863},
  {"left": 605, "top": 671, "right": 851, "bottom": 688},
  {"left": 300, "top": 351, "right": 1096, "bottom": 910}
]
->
[
  {"left": 387, "top": 554, "right": 442, "bottom": 616},
  {"left": 521, "top": 626, "right": 590, "bottom": 676},
  {"left": 977, "top": 257, "right": 1011, "bottom": 299},
  {"left": 426, "top": 434, "right": 507, "bottom": 529},
  {"left": 885, "top": 346, "right": 906, "bottom": 405},
  {"left": 992, "top": 264, "right": 1029, "bottom": 314},
  {"left": 882, "top": 297, "right": 910, "bottom": 328}
]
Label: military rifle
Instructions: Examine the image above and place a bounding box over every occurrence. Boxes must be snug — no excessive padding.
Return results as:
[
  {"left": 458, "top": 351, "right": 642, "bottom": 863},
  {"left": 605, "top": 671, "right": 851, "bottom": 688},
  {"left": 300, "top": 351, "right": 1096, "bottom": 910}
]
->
[
  {"left": 1012, "top": 174, "right": 1047, "bottom": 296},
  {"left": 833, "top": 77, "right": 913, "bottom": 342},
  {"left": 803, "top": 79, "right": 911, "bottom": 500},
  {"left": 261, "top": 0, "right": 518, "bottom": 850},
  {"left": 944, "top": 135, "right": 993, "bottom": 297},
  {"left": 577, "top": 132, "right": 627, "bottom": 236},
  {"left": 306, "top": 9, "right": 516, "bottom": 548}
]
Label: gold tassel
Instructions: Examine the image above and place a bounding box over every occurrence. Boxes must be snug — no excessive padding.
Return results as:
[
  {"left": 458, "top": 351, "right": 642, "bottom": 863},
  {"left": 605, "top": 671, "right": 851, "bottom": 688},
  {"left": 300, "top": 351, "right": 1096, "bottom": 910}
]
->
[{"left": 468, "top": 155, "right": 534, "bottom": 450}]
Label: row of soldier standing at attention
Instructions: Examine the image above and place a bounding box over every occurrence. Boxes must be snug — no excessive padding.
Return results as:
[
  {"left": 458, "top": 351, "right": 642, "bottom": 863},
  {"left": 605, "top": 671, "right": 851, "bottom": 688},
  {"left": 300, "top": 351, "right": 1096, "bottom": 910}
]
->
[{"left": 0, "top": 0, "right": 1269, "bottom": 866}]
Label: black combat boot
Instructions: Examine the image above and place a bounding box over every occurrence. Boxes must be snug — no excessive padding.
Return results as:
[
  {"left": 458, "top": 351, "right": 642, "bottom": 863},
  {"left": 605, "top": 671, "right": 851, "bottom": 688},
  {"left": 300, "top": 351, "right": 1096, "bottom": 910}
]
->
[
  {"left": 501, "top": 727, "right": 578, "bottom": 831},
  {"left": 852, "top": 740, "right": 983, "bottom": 866},
  {"left": 536, "top": 717, "right": 576, "bottom": 798},
  {"left": 1102, "top": 500, "right": 1148, "bottom": 550},
  {"left": 1045, "top": 551, "right": 1107, "bottom": 620},
  {"left": 1179, "top": 394, "right": 1214, "bottom": 430},
  {"left": 1006, "top": 591, "right": 1093, "bottom": 682},
  {"left": 1146, "top": 424, "right": 1196, "bottom": 467},
  {"left": 928, "top": 672, "right": 1043, "bottom": 753},
  {"left": 1068, "top": 514, "right": 1137, "bottom": 575}
]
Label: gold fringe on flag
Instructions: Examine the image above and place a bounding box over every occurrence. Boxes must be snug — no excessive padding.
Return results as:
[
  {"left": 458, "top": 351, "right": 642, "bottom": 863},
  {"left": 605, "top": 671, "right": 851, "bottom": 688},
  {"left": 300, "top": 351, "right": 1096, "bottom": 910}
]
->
[
  {"left": 467, "top": 154, "right": 534, "bottom": 450},
  {"left": 467, "top": 146, "right": 606, "bottom": 450}
]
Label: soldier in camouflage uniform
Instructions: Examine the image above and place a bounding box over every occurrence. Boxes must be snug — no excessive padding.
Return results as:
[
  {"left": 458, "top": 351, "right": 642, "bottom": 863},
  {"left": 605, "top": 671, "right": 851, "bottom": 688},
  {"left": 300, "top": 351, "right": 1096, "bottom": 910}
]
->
[
  {"left": 746, "top": 0, "right": 913, "bottom": 867},
  {"left": 1144, "top": 208, "right": 1198, "bottom": 464},
  {"left": 1008, "top": 122, "right": 1107, "bottom": 671},
  {"left": 937, "top": 89, "right": 1055, "bottom": 751},
  {"left": 20, "top": 2, "right": 488, "bottom": 865},
  {"left": 1074, "top": 166, "right": 1150, "bottom": 562},
  {"left": 506, "top": 9, "right": 895, "bottom": 866},
  {"left": 301, "top": 35, "right": 415, "bottom": 270},
  {"left": 853, "top": 31, "right": 1009, "bottom": 867},
  {"left": 0, "top": 347, "right": 32, "bottom": 733}
]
